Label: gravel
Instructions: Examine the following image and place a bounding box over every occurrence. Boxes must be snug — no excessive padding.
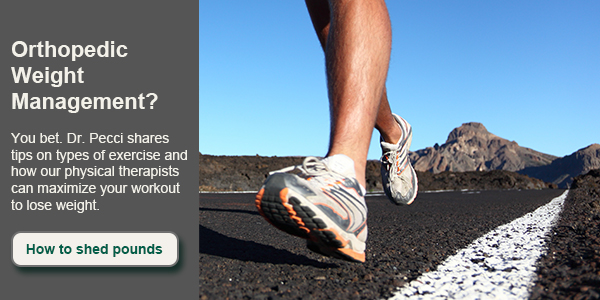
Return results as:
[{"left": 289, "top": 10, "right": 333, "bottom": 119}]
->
[{"left": 530, "top": 169, "right": 600, "bottom": 300}]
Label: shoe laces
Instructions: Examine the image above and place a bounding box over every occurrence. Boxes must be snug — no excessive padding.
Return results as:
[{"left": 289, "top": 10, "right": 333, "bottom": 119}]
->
[
  {"left": 270, "top": 156, "right": 331, "bottom": 178},
  {"left": 381, "top": 151, "right": 398, "bottom": 170}
]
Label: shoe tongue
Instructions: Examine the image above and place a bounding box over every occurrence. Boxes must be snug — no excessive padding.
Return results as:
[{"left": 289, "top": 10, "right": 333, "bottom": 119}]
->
[
  {"left": 321, "top": 154, "right": 356, "bottom": 178},
  {"left": 381, "top": 140, "right": 400, "bottom": 152}
]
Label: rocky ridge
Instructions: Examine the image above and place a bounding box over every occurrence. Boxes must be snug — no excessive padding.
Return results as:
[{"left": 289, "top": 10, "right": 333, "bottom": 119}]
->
[
  {"left": 409, "top": 122, "right": 557, "bottom": 173},
  {"left": 409, "top": 122, "right": 599, "bottom": 188},
  {"left": 519, "top": 143, "right": 600, "bottom": 188}
]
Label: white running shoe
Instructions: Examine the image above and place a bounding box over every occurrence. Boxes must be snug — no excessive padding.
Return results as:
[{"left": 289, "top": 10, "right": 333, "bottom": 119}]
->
[
  {"left": 255, "top": 154, "right": 368, "bottom": 263},
  {"left": 380, "top": 114, "right": 418, "bottom": 205}
]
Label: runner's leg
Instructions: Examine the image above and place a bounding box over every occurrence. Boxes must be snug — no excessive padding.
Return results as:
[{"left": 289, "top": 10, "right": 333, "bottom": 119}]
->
[{"left": 305, "top": 0, "right": 393, "bottom": 187}]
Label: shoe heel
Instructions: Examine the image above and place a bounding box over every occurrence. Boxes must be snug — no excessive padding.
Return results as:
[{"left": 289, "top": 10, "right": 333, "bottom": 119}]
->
[{"left": 256, "top": 174, "right": 312, "bottom": 239}]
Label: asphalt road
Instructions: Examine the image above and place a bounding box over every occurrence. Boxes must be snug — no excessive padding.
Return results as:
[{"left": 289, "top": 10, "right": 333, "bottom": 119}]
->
[{"left": 199, "top": 189, "right": 565, "bottom": 299}]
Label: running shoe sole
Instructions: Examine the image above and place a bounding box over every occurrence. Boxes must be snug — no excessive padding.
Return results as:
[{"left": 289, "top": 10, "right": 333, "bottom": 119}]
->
[{"left": 255, "top": 173, "right": 366, "bottom": 263}]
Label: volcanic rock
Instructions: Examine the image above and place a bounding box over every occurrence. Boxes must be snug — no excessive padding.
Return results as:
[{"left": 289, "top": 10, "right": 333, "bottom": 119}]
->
[
  {"left": 519, "top": 144, "right": 600, "bottom": 188},
  {"left": 199, "top": 154, "right": 304, "bottom": 192},
  {"left": 199, "top": 154, "right": 553, "bottom": 192}
]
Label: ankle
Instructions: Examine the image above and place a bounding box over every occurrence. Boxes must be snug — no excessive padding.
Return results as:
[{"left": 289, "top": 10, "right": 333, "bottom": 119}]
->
[
  {"left": 353, "top": 163, "right": 367, "bottom": 189},
  {"left": 324, "top": 153, "right": 367, "bottom": 188},
  {"left": 377, "top": 115, "right": 402, "bottom": 144},
  {"left": 381, "top": 125, "right": 402, "bottom": 145}
]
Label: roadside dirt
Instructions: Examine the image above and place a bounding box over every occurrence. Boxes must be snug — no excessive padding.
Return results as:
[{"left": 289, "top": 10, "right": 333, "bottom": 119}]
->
[{"left": 530, "top": 169, "right": 600, "bottom": 300}]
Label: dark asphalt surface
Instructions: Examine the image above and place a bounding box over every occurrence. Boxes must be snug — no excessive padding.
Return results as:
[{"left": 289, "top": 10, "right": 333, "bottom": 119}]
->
[{"left": 199, "top": 189, "right": 565, "bottom": 299}]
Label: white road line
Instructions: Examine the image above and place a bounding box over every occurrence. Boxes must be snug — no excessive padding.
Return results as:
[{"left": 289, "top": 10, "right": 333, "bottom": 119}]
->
[
  {"left": 199, "top": 191, "right": 258, "bottom": 194},
  {"left": 390, "top": 190, "right": 568, "bottom": 300},
  {"left": 201, "top": 189, "right": 474, "bottom": 196},
  {"left": 366, "top": 192, "right": 386, "bottom": 197}
]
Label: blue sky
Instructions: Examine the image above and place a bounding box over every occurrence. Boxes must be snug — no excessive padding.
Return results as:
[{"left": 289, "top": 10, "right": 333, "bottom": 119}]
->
[{"left": 200, "top": 1, "right": 599, "bottom": 159}]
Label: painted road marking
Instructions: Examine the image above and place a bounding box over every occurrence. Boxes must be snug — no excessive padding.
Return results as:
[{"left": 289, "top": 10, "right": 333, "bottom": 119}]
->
[
  {"left": 199, "top": 191, "right": 258, "bottom": 194},
  {"left": 390, "top": 190, "right": 568, "bottom": 300}
]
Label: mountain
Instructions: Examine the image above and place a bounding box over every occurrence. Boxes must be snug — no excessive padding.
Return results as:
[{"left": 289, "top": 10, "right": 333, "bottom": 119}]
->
[
  {"left": 409, "top": 122, "right": 557, "bottom": 173},
  {"left": 518, "top": 144, "right": 600, "bottom": 188}
]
